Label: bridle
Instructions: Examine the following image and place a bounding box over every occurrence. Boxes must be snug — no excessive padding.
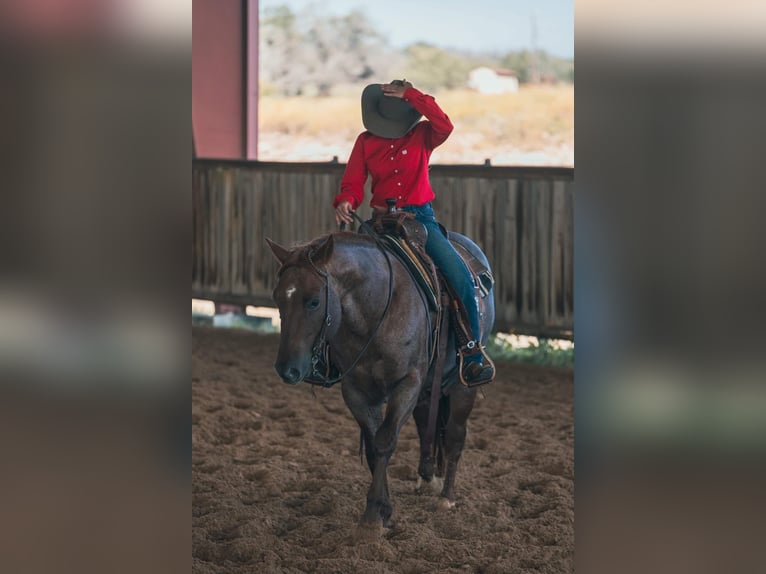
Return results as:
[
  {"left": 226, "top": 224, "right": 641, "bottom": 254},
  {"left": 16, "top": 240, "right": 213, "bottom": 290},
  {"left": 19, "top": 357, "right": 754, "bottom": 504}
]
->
[{"left": 297, "top": 215, "right": 394, "bottom": 387}]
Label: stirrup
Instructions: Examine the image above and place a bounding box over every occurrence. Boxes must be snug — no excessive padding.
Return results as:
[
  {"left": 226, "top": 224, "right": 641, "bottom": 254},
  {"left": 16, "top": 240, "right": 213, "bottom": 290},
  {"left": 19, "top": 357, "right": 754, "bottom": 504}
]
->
[{"left": 458, "top": 342, "right": 496, "bottom": 388}]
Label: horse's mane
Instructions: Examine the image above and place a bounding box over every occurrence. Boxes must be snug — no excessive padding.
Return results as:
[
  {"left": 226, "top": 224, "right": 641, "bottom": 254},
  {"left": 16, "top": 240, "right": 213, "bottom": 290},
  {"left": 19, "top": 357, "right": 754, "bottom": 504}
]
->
[
  {"left": 277, "top": 231, "right": 377, "bottom": 275},
  {"left": 290, "top": 231, "right": 372, "bottom": 251}
]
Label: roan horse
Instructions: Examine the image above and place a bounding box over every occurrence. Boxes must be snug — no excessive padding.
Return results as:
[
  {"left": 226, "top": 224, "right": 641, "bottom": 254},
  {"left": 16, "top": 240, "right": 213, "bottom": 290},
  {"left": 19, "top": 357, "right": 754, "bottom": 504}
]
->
[{"left": 266, "top": 229, "right": 494, "bottom": 529}]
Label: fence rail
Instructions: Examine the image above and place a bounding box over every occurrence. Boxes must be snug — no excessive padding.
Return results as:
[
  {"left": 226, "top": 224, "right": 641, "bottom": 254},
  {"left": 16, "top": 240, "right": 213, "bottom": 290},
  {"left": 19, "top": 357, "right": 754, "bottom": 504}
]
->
[{"left": 192, "top": 159, "right": 573, "bottom": 339}]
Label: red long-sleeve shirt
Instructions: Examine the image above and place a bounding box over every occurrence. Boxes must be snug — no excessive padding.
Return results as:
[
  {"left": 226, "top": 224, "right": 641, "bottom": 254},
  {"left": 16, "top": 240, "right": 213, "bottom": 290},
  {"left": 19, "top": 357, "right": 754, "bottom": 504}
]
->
[{"left": 333, "top": 87, "right": 454, "bottom": 211}]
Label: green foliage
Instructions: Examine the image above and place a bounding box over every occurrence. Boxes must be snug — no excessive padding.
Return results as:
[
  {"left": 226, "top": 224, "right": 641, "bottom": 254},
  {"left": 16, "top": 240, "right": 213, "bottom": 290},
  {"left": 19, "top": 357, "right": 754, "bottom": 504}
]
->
[
  {"left": 192, "top": 313, "right": 213, "bottom": 327},
  {"left": 486, "top": 335, "right": 574, "bottom": 369},
  {"left": 260, "top": 5, "right": 573, "bottom": 95},
  {"left": 500, "top": 50, "right": 573, "bottom": 84},
  {"left": 260, "top": 4, "right": 390, "bottom": 96},
  {"left": 262, "top": 4, "right": 296, "bottom": 30},
  {"left": 192, "top": 313, "right": 279, "bottom": 334},
  {"left": 400, "top": 43, "right": 474, "bottom": 92}
]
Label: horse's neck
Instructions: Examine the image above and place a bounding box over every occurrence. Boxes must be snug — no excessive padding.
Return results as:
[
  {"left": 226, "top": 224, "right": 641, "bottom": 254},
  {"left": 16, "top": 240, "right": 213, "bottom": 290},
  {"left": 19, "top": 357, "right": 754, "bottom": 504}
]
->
[
  {"left": 331, "top": 239, "right": 383, "bottom": 277},
  {"left": 329, "top": 241, "right": 391, "bottom": 331}
]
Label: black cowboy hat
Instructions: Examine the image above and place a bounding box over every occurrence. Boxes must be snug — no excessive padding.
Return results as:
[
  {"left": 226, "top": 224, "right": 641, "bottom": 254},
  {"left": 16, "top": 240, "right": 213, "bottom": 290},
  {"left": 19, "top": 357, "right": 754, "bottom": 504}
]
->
[{"left": 361, "top": 79, "right": 422, "bottom": 139}]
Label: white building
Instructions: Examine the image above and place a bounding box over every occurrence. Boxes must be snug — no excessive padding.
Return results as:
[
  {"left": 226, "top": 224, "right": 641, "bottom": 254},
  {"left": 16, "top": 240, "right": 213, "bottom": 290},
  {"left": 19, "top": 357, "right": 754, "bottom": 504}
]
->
[{"left": 468, "top": 67, "right": 519, "bottom": 94}]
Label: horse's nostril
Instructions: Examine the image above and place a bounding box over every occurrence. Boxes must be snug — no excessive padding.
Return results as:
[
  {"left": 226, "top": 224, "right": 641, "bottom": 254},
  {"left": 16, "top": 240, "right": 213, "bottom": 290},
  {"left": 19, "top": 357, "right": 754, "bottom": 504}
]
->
[
  {"left": 276, "top": 363, "right": 303, "bottom": 384},
  {"left": 285, "top": 367, "right": 301, "bottom": 383}
]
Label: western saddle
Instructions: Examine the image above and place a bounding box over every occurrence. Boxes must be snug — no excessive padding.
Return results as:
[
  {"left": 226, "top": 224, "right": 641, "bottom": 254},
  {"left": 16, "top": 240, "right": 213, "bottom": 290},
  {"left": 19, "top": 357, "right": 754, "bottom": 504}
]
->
[{"left": 364, "top": 199, "right": 495, "bottom": 388}]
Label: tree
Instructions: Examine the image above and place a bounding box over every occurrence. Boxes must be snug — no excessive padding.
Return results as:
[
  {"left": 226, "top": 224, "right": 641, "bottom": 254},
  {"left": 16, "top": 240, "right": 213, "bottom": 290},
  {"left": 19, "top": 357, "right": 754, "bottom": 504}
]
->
[
  {"left": 500, "top": 50, "right": 574, "bottom": 84},
  {"left": 260, "top": 6, "right": 309, "bottom": 96},
  {"left": 401, "top": 43, "right": 473, "bottom": 92},
  {"left": 260, "top": 5, "right": 390, "bottom": 96}
]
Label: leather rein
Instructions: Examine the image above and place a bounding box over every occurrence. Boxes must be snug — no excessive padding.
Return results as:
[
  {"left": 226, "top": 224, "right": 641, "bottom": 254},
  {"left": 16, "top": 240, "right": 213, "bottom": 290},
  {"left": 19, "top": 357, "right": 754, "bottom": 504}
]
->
[{"left": 302, "top": 211, "right": 394, "bottom": 387}]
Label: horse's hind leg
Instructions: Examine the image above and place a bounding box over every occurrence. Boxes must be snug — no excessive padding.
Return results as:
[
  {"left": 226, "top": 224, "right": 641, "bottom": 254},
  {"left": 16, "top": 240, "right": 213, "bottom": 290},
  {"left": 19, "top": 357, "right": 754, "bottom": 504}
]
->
[
  {"left": 440, "top": 385, "right": 477, "bottom": 506},
  {"left": 413, "top": 399, "right": 443, "bottom": 494}
]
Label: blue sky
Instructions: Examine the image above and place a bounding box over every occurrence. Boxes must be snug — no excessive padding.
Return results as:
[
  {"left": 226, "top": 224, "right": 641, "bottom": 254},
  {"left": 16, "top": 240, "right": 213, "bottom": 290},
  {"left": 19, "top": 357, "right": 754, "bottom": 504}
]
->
[{"left": 259, "top": 0, "right": 573, "bottom": 59}]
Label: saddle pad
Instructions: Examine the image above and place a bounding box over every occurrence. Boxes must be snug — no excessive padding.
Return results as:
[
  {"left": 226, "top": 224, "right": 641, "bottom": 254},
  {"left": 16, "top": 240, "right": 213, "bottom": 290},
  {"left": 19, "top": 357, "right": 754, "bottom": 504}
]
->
[{"left": 380, "top": 234, "right": 440, "bottom": 311}]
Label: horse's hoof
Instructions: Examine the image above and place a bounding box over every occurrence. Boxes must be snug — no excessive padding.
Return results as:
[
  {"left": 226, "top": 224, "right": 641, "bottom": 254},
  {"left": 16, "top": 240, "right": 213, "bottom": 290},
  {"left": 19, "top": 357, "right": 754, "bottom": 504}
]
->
[
  {"left": 437, "top": 497, "right": 456, "bottom": 510},
  {"left": 415, "top": 476, "right": 444, "bottom": 494},
  {"left": 382, "top": 516, "right": 396, "bottom": 530},
  {"left": 352, "top": 522, "right": 382, "bottom": 543}
]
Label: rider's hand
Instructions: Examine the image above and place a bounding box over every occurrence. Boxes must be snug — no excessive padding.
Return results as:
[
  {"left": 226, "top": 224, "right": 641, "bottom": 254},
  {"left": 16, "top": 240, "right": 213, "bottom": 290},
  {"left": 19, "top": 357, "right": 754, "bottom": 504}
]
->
[
  {"left": 381, "top": 80, "right": 412, "bottom": 99},
  {"left": 335, "top": 201, "right": 353, "bottom": 226}
]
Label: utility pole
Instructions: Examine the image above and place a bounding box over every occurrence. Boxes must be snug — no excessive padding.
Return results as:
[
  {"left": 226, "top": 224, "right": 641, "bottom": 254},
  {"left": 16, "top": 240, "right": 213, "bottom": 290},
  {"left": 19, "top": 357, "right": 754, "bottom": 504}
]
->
[{"left": 530, "top": 12, "right": 540, "bottom": 84}]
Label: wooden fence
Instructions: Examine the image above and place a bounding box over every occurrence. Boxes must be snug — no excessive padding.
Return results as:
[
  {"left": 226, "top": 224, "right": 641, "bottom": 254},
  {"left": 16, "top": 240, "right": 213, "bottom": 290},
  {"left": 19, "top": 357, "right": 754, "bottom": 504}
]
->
[{"left": 192, "top": 159, "right": 573, "bottom": 339}]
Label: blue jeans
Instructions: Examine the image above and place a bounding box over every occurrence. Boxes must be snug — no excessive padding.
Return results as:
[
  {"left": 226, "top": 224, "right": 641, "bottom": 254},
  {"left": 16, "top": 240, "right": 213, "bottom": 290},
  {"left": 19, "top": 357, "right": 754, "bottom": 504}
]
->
[{"left": 401, "top": 203, "right": 482, "bottom": 352}]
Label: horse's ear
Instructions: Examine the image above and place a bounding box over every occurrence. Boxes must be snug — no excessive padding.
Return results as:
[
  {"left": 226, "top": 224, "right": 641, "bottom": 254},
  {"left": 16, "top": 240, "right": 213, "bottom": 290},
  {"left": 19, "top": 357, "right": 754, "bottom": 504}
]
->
[
  {"left": 265, "top": 237, "right": 291, "bottom": 264},
  {"left": 312, "top": 234, "right": 334, "bottom": 263}
]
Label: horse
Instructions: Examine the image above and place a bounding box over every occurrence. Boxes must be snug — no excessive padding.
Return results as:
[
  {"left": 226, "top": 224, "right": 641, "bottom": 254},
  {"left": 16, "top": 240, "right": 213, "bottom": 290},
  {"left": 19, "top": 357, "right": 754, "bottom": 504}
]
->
[{"left": 266, "top": 229, "right": 495, "bottom": 529}]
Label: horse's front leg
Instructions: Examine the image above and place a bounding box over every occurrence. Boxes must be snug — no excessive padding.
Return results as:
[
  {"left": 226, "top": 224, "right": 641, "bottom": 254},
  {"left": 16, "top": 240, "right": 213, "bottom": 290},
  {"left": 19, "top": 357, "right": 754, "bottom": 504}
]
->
[
  {"left": 366, "top": 372, "right": 421, "bottom": 527},
  {"left": 439, "top": 385, "right": 477, "bottom": 507},
  {"left": 341, "top": 382, "right": 383, "bottom": 477},
  {"left": 360, "top": 371, "right": 422, "bottom": 528}
]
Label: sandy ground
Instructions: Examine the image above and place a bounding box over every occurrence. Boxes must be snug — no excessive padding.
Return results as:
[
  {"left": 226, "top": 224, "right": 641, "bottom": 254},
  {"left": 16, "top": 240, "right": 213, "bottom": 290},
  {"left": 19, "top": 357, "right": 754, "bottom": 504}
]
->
[{"left": 192, "top": 327, "right": 573, "bottom": 573}]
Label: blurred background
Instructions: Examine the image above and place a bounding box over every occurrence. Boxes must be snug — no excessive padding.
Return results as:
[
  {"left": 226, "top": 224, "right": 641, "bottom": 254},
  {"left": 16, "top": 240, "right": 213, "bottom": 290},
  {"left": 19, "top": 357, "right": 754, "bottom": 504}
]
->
[
  {"left": 575, "top": 2, "right": 766, "bottom": 573},
  {"left": 255, "top": 0, "right": 574, "bottom": 165},
  {"left": 0, "top": 1, "right": 189, "bottom": 573}
]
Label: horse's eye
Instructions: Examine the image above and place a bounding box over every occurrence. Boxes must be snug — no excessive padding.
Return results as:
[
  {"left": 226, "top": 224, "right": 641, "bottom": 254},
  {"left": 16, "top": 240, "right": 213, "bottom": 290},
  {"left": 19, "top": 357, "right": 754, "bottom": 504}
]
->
[{"left": 306, "top": 298, "right": 320, "bottom": 311}]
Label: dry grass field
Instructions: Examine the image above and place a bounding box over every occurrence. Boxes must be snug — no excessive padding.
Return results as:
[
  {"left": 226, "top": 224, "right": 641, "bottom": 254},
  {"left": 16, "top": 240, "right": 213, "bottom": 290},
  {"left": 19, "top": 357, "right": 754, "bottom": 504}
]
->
[{"left": 258, "top": 84, "right": 574, "bottom": 166}]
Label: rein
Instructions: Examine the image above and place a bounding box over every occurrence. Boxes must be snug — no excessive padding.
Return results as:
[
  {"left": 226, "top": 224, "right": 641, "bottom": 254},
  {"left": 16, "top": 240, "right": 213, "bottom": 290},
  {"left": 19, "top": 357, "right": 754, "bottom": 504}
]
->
[{"left": 305, "top": 212, "right": 394, "bottom": 387}]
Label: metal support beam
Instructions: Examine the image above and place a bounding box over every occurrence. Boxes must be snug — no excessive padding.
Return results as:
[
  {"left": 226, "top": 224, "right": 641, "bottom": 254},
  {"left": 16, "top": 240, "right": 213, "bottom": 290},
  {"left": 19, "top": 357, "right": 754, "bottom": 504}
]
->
[{"left": 245, "top": 0, "right": 259, "bottom": 160}]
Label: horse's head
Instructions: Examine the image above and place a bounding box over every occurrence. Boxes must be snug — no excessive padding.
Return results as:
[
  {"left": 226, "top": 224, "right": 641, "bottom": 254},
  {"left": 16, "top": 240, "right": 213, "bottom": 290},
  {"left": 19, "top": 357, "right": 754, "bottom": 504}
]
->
[{"left": 266, "top": 235, "right": 335, "bottom": 385}]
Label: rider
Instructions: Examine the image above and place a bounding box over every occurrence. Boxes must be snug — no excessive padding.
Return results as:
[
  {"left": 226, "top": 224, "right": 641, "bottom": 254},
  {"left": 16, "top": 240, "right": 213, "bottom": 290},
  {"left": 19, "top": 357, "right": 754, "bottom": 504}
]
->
[{"left": 333, "top": 79, "right": 494, "bottom": 385}]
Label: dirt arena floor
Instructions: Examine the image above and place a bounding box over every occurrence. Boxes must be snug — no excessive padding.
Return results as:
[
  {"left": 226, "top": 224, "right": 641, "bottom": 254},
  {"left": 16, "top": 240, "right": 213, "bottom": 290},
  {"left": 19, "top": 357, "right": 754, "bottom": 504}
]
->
[{"left": 192, "top": 327, "right": 573, "bottom": 573}]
